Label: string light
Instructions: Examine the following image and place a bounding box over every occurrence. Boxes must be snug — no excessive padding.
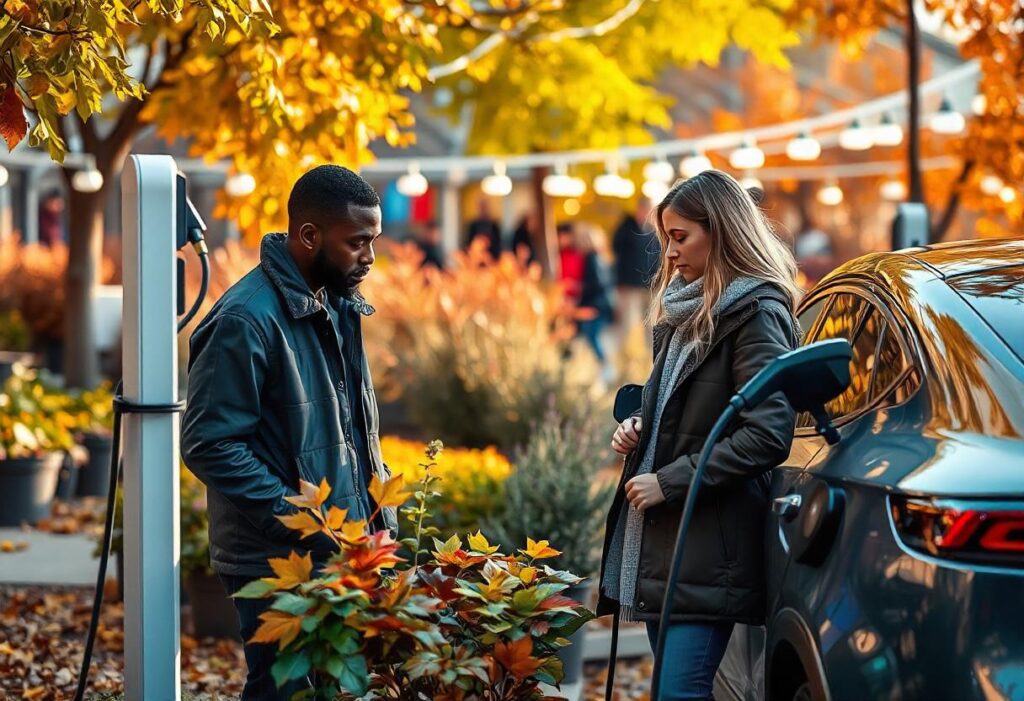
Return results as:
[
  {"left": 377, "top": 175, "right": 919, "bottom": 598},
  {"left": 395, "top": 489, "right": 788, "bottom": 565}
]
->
[
  {"left": 839, "top": 119, "right": 873, "bottom": 151},
  {"left": 880, "top": 178, "right": 907, "bottom": 201},
  {"left": 873, "top": 114, "right": 904, "bottom": 147},
  {"left": 980, "top": 174, "right": 1004, "bottom": 196},
  {"left": 930, "top": 96, "right": 966, "bottom": 135},
  {"left": 542, "top": 163, "right": 587, "bottom": 198},
  {"left": 0, "top": 165, "right": 8, "bottom": 188},
  {"left": 594, "top": 164, "right": 635, "bottom": 199},
  {"left": 481, "top": 161, "right": 512, "bottom": 197},
  {"left": 739, "top": 174, "right": 763, "bottom": 191},
  {"left": 999, "top": 186, "right": 1017, "bottom": 204},
  {"left": 641, "top": 179, "right": 670, "bottom": 201},
  {"left": 729, "top": 139, "right": 765, "bottom": 170},
  {"left": 817, "top": 181, "right": 844, "bottom": 206},
  {"left": 225, "top": 173, "right": 256, "bottom": 197},
  {"left": 786, "top": 132, "right": 821, "bottom": 161},
  {"left": 643, "top": 159, "right": 675, "bottom": 183},
  {"left": 972, "top": 94, "right": 987, "bottom": 116},
  {"left": 396, "top": 163, "right": 429, "bottom": 197},
  {"left": 680, "top": 151, "right": 712, "bottom": 179}
]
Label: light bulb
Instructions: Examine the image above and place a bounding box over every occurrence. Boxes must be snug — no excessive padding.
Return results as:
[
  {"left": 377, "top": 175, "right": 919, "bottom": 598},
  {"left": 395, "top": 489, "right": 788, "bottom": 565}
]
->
[
  {"left": 641, "top": 179, "right": 670, "bottom": 201},
  {"left": 225, "top": 173, "right": 256, "bottom": 197},
  {"left": 72, "top": 168, "right": 104, "bottom": 193},
  {"left": 980, "top": 175, "right": 1004, "bottom": 196},
  {"left": 594, "top": 173, "right": 634, "bottom": 199},
  {"left": 873, "top": 114, "right": 904, "bottom": 147},
  {"left": 680, "top": 151, "right": 712, "bottom": 179},
  {"left": 999, "top": 186, "right": 1017, "bottom": 204},
  {"left": 972, "top": 94, "right": 987, "bottom": 116},
  {"left": 817, "top": 182, "right": 844, "bottom": 206},
  {"left": 739, "top": 175, "right": 763, "bottom": 191},
  {"left": 397, "top": 164, "right": 428, "bottom": 197},
  {"left": 786, "top": 132, "right": 821, "bottom": 161},
  {"left": 643, "top": 159, "right": 675, "bottom": 183},
  {"left": 880, "top": 179, "right": 906, "bottom": 202},
  {"left": 542, "top": 173, "right": 586, "bottom": 198},
  {"left": 930, "top": 97, "right": 965, "bottom": 135},
  {"left": 839, "top": 119, "right": 873, "bottom": 151},
  {"left": 729, "top": 140, "right": 765, "bottom": 170},
  {"left": 481, "top": 162, "right": 512, "bottom": 197},
  {"left": 0, "top": 165, "right": 9, "bottom": 188}
]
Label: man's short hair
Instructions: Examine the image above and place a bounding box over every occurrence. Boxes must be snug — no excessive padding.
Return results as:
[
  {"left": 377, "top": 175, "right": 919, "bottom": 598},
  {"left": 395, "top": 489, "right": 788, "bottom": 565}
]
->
[{"left": 287, "top": 165, "right": 380, "bottom": 225}]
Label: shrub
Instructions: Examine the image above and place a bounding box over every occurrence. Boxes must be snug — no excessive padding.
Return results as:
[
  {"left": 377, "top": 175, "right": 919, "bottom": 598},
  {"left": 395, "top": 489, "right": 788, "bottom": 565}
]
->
[
  {"left": 381, "top": 436, "right": 510, "bottom": 540},
  {"left": 0, "top": 364, "right": 78, "bottom": 459},
  {"left": 484, "top": 408, "right": 616, "bottom": 579},
  {"left": 0, "top": 309, "right": 31, "bottom": 352},
  {"left": 236, "top": 442, "right": 593, "bottom": 699},
  {"left": 363, "top": 240, "right": 600, "bottom": 449}
]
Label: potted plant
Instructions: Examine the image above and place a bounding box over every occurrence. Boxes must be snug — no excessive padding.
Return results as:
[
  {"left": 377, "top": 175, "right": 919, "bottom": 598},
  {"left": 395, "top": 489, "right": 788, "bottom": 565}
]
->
[
  {"left": 236, "top": 442, "right": 594, "bottom": 699},
  {"left": 0, "top": 365, "right": 77, "bottom": 526},
  {"left": 73, "top": 382, "right": 115, "bottom": 497},
  {"left": 179, "top": 466, "right": 240, "bottom": 640},
  {"left": 483, "top": 407, "right": 616, "bottom": 684}
]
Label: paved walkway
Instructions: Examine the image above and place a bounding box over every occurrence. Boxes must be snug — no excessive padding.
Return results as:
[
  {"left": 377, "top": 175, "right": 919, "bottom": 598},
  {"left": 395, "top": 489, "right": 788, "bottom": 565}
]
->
[{"left": 0, "top": 528, "right": 100, "bottom": 586}]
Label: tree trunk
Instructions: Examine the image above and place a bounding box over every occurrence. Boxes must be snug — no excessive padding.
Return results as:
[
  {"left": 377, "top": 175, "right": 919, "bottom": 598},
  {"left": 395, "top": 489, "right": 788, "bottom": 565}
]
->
[
  {"left": 530, "top": 165, "right": 559, "bottom": 280},
  {"left": 61, "top": 180, "right": 106, "bottom": 389}
]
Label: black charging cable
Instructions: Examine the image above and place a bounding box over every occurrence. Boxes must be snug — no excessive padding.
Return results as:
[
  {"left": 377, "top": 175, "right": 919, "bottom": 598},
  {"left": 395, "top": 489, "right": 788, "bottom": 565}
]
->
[{"left": 73, "top": 234, "right": 208, "bottom": 701}]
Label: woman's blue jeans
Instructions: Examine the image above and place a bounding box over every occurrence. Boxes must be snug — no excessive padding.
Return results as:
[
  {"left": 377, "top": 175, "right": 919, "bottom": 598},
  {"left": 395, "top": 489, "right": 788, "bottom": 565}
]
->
[{"left": 646, "top": 621, "right": 735, "bottom": 700}]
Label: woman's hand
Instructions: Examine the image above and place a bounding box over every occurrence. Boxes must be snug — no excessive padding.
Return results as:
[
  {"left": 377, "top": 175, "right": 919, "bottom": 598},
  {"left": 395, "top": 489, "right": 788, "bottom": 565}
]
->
[
  {"left": 625, "top": 473, "right": 666, "bottom": 511},
  {"left": 611, "top": 416, "right": 642, "bottom": 455}
]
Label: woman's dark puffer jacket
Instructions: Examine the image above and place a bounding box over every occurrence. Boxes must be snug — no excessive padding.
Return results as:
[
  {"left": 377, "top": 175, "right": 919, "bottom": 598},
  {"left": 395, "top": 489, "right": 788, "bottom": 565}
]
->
[{"left": 597, "top": 284, "right": 798, "bottom": 625}]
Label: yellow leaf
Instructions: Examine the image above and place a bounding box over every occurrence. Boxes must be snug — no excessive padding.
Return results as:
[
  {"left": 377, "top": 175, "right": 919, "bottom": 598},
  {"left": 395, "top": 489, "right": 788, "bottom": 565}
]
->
[
  {"left": 276, "top": 511, "right": 323, "bottom": 539},
  {"left": 368, "top": 473, "right": 409, "bottom": 509},
  {"left": 519, "top": 566, "right": 537, "bottom": 585},
  {"left": 263, "top": 550, "right": 312, "bottom": 590},
  {"left": 467, "top": 530, "right": 499, "bottom": 555},
  {"left": 325, "top": 505, "right": 349, "bottom": 531},
  {"left": 521, "top": 538, "right": 561, "bottom": 560},
  {"left": 284, "top": 478, "right": 331, "bottom": 510},
  {"left": 340, "top": 519, "right": 368, "bottom": 542},
  {"left": 250, "top": 609, "right": 303, "bottom": 650}
]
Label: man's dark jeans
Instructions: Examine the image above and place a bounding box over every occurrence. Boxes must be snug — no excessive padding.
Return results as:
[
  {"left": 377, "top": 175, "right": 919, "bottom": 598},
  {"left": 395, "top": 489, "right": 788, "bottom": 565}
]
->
[{"left": 220, "top": 574, "right": 313, "bottom": 701}]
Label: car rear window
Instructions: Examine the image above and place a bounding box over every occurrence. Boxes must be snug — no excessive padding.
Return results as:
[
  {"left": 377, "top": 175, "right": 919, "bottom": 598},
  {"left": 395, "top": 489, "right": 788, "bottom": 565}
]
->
[{"left": 949, "top": 265, "right": 1024, "bottom": 360}]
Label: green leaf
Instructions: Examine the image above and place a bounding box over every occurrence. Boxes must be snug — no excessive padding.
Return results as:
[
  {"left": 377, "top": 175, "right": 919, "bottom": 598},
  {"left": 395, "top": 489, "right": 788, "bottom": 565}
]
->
[
  {"left": 271, "top": 593, "right": 316, "bottom": 616},
  {"left": 270, "top": 650, "right": 311, "bottom": 685},
  {"left": 330, "top": 652, "right": 368, "bottom": 696},
  {"left": 232, "top": 579, "right": 275, "bottom": 599}
]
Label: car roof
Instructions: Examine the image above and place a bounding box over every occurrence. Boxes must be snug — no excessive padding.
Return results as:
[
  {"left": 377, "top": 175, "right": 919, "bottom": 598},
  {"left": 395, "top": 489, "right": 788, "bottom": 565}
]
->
[{"left": 903, "top": 238, "right": 1024, "bottom": 279}]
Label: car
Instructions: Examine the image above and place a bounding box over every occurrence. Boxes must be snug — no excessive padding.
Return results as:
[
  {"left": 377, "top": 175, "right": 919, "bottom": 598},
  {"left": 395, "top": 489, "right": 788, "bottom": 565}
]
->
[{"left": 717, "top": 238, "right": 1024, "bottom": 701}]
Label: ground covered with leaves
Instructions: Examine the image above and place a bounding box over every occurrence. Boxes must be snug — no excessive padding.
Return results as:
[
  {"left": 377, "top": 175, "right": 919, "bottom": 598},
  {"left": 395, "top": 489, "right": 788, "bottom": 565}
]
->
[{"left": 0, "top": 586, "right": 245, "bottom": 700}]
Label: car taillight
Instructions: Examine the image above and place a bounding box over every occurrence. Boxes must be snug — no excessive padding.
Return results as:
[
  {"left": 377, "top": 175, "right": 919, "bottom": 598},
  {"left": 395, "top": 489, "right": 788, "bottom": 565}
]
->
[{"left": 890, "top": 496, "right": 1024, "bottom": 567}]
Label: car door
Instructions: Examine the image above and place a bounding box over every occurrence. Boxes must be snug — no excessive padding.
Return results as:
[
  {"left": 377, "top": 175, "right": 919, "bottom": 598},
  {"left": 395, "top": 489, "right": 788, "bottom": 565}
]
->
[{"left": 765, "top": 285, "right": 919, "bottom": 699}]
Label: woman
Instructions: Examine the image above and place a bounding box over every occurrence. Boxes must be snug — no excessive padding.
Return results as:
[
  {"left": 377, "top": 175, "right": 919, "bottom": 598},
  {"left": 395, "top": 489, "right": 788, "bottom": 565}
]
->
[{"left": 597, "top": 170, "right": 801, "bottom": 700}]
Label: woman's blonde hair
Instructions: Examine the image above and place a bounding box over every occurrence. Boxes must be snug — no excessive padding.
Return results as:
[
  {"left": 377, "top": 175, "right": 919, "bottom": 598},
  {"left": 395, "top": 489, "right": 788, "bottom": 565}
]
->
[{"left": 647, "top": 169, "right": 799, "bottom": 347}]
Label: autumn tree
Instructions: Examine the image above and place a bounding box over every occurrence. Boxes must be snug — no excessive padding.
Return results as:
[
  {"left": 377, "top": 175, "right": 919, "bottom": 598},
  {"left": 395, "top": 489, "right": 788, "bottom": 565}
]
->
[
  {"left": 0, "top": 0, "right": 556, "bottom": 388},
  {"left": 791, "top": 0, "right": 1024, "bottom": 239}
]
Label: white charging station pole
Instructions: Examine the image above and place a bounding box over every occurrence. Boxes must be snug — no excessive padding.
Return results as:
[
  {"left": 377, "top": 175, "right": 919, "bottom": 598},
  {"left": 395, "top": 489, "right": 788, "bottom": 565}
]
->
[{"left": 121, "top": 155, "right": 181, "bottom": 701}]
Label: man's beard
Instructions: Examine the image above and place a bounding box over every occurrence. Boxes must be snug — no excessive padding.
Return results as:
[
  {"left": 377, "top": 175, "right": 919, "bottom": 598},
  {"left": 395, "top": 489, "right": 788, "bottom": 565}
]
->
[{"left": 312, "top": 249, "right": 367, "bottom": 297}]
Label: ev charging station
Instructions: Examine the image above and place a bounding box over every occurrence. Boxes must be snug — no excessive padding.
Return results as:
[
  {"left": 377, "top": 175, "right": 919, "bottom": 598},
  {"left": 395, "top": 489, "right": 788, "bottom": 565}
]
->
[{"left": 120, "top": 155, "right": 186, "bottom": 700}]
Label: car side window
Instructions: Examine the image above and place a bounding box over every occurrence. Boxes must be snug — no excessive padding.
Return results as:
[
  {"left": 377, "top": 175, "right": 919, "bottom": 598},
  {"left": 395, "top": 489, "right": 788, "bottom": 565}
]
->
[
  {"left": 796, "top": 292, "right": 874, "bottom": 427},
  {"left": 826, "top": 306, "right": 882, "bottom": 418},
  {"left": 871, "top": 324, "right": 910, "bottom": 402},
  {"left": 796, "top": 296, "right": 830, "bottom": 343}
]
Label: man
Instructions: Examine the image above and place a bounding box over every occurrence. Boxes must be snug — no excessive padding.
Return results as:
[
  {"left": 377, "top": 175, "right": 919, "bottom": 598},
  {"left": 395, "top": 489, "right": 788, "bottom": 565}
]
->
[
  {"left": 611, "top": 198, "right": 660, "bottom": 349},
  {"left": 464, "top": 198, "right": 502, "bottom": 259},
  {"left": 181, "top": 165, "right": 396, "bottom": 700}
]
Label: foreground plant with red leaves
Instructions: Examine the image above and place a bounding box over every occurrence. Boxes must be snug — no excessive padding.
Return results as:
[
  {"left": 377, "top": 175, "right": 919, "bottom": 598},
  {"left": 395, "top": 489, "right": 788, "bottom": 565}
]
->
[{"left": 236, "top": 441, "right": 593, "bottom": 700}]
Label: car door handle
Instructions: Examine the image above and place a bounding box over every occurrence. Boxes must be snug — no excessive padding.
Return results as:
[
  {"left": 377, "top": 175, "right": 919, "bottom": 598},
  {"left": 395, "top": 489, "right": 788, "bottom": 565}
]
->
[{"left": 773, "top": 494, "right": 802, "bottom": 521}]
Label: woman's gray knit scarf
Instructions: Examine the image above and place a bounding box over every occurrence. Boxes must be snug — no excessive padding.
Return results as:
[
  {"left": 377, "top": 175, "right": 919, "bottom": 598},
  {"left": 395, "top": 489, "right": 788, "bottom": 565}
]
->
[{"left": 601, "top": 273, "right": 766, "bottom": 621}]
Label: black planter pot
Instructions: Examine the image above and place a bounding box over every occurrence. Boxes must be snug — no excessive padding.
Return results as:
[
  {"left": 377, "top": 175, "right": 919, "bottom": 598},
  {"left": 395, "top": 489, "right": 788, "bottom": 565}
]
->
[
  {"left": 53, "top": 451, "right": 79, "bottom": 501},
  {"left": 0, "top": 453, "right": 63, "bottom": 526},
  {"left": 183, "top": 570, "right": 241, "bottom": 641},
  {"left": 556, "top": 581, "right": 593, "bottom": 685},
  {"left": 77, "top": 432, "right": 114, "bottom": 497}
]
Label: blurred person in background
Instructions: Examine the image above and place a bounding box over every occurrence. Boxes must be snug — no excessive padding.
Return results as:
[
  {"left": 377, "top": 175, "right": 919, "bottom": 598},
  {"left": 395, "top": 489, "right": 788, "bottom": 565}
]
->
[
  {"left": 575, "top": 222, "right": 616, "bottom": 383},
  {"left": 511, "top": 211, "right": 539, "bottom": 263},
  {"left": 613, "top": 198, "right": 660, "bottom": 348},
  {"left": 465, "top": 198, "right": 502, "bottom": 259},
  {"left": 558, "top": 221, "right": 585, "bottom": 303},
  {"left": 413, "top": 219, "right": 446, "bottom": 270},
  {"left": 38, "top": 190, "right": 67, "bottom": 247}
]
